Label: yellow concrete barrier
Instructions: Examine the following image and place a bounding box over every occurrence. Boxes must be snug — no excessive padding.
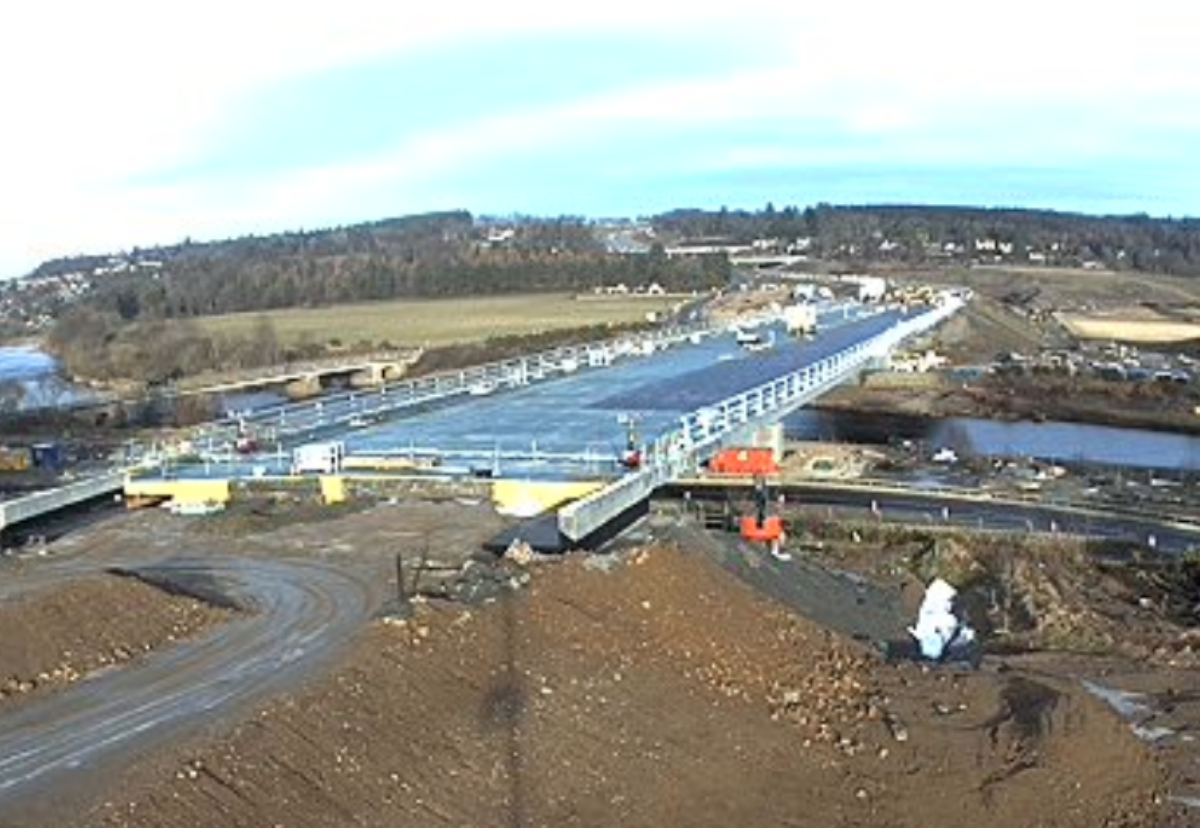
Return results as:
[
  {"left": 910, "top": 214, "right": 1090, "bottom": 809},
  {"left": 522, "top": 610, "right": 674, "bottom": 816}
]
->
[
  {"left": 492, "top": 479, "right": 604, "bottom": 518},
  {"left": 124, "top": 477, "right": 231, "bottom": 505},
  {"left": 343, "top": 455, "right": 441, "bottom": 472},
  {"left": 320, "top": 475, "right": 348, "bottom": 505}
]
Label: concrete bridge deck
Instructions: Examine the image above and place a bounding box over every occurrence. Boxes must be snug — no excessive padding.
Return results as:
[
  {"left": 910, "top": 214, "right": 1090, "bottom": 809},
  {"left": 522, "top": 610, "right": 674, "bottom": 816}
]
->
[
  {"left": 5, "top": 297, "right": 961, "bottom": 537},
  {"left": 0, "top": 472, "right": 124, "bottom": 537},
  {"left": 557, "top": 297, "right": 964, "bottom": 542}
]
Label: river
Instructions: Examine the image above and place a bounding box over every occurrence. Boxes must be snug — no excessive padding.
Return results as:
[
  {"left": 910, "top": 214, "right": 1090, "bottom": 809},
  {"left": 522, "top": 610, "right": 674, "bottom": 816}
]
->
[
  {"left": 7, "top": 342, "right": 1200, "bottom": 473},
  {"left": 0, "top": 346, "right": 95, "bottom": 413},
  {"left": 785, "top": 409, "right": 1200, "bottom": 474}
]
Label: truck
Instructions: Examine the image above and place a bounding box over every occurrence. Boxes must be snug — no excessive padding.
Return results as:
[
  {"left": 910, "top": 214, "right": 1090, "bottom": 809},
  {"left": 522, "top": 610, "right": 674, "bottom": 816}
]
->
[
  {"left": 0, "top": 445, "right": 32, "bottom": 472},
  {"left": 291, "top": 441, "right": 346, "bottom": 475},
  {"left": 856, "top": 276, "right": 888, "bottom": 303},
  {"left": 783, "top": 303, "right": 818, "bottom": 336}
]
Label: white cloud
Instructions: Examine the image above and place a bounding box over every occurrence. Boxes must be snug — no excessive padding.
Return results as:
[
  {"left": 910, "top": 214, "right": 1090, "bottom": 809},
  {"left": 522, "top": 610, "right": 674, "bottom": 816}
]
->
[{"left": 2, "top": 1, "right": 1200, "bottom": 274}]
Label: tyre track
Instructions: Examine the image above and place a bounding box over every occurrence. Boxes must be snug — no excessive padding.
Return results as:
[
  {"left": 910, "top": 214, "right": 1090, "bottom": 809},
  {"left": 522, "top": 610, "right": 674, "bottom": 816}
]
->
[{"left": 0, "top": 556, "right": 374, "bottom": 815}]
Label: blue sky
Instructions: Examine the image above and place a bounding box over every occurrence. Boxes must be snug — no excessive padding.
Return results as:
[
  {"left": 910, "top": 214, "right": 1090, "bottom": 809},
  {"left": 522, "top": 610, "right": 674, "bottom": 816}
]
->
[{"left": 2, "top": 1, "right": 1199, "bottom": 278}]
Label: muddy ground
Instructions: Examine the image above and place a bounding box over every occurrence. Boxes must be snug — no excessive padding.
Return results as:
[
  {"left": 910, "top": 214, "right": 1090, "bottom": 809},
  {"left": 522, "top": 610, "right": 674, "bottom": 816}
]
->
[
  {"left": 819, "top": 295, "right": 1200, "bottom": 436},
  {"left": 772, "top": 514, "right": 1200, "bottom": 819},
  {"left": 72, "top": 540, "right": 1169, "bottom": 828},
  {"left": 0, "top": 494, "right": 1196, "bottom": 826},
  {"left": 819, "top": 372, "right": 1200, "bottom": 436},
  {"left": 0, "top": 572, "right": 231, "bottom": 709}
]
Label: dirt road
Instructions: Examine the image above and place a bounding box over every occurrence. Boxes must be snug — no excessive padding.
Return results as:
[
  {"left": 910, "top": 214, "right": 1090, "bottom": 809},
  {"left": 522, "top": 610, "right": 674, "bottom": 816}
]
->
[
  {"left": 0, "top": 499, "right": 504, "bottom": 823},
  {"left": 83, "top": 545, "right": 1166, "bottom": 828},
  {"left": 0, "top": 553, "right": 375, "bottom": 823}
]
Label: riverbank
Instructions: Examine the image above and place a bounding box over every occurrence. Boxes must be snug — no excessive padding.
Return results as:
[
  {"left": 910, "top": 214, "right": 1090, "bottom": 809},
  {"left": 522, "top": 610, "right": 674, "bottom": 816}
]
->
[{"left": 818, "top": 371, "right": 1200, "bottom": 437}]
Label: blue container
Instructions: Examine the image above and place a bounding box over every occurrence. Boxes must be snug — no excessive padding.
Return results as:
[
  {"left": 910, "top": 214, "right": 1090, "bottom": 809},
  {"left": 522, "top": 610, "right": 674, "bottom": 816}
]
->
[{"left": 31, "top": 442, "right": 65, "bottom": 471}]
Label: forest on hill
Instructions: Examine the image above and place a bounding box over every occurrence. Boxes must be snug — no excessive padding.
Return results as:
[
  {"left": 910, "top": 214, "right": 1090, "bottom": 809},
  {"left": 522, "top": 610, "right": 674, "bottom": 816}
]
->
[
  {"left": 31, "top": 212, "right": 725, "bottom": 384},
  {"left": 15, "top": 202, "right": 1200, "bottom": 386},
  {"left": 45, "top": 212, "right": 723, "bottom": 322},
  {"left": 656, "top": 203, "right": 1200, "bottom": 274}
]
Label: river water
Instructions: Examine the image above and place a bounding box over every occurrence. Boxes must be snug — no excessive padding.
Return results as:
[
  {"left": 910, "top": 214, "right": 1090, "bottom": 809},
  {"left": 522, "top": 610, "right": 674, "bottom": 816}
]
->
[
  {"left": 0, "top": 347, "right": 56, "bottom": 381},
  {"left": 0, "top": 346, "right": 94, "bottom": 413},
  {"left": 6, "top": 342, "right": 1200, "bottom": 473},
  {"left": 785, "top": 409, "right": 1200, "bottom": 473}
]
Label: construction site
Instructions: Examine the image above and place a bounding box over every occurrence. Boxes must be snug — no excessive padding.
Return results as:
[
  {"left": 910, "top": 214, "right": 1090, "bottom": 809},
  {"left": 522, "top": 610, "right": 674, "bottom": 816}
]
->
[{"left": 4, "top": 275, "right": 1200, "bottom": 826}]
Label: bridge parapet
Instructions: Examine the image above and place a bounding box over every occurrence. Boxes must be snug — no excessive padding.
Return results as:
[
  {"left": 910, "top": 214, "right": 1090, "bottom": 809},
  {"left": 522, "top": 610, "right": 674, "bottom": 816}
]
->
[
  {"left": 0, "top": 471, "right": 126, "bottom": 534},
  {"left": 558, "top": 296, "right": 964, "bottom": 542},
  {"left": 192, "top": 322, "right": 717, "bottom": 451}
]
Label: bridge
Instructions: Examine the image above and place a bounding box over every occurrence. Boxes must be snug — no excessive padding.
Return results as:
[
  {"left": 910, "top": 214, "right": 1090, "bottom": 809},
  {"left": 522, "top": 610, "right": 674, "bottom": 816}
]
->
[
  {"left": 189, "top": 323, "right": 718, "bottom": 452},
  {"left": 557, "top": 296, "right": 963, "bottom": 541},
  {"left": 170, "top": 349, "right": 424, "bottom": 399},
  {"left": 0, "top": 471, "right": 124, "bottom": 536},
  {"left": 186, "top": 296, "right": 963, "bottom": 544},
  {"left": 4, "top": 296, "right": 962, "bottom": 541}
]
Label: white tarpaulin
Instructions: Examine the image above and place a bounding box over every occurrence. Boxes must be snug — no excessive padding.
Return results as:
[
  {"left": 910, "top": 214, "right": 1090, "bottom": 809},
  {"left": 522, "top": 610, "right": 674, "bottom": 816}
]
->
[{"left": 910, "top": 578, "right": 976, "bottom": 661}]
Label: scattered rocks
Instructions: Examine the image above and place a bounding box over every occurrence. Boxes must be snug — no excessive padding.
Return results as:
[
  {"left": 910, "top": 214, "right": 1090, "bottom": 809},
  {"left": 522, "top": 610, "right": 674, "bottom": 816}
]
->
[
  {"left": 0, "top": 575, "right": 231, "bottom": 710},
  {"left": 83, "top": 542, "right": 1173, "bottom": 828}
]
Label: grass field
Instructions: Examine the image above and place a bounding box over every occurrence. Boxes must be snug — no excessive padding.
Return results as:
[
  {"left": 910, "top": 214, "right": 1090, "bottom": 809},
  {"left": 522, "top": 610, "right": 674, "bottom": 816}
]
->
[
  {"left": 1057, "top": 313, "right": 1200, "bottom": 343},
  {"left": 921, "top": 264, "right": 1200, "bottom": 308},
  {"left": 195, "top": 293, "right": 682, "bottom": 348}
]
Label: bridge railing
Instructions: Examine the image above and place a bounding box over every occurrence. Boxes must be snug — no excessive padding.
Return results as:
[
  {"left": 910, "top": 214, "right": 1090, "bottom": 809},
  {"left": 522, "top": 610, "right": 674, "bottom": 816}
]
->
[
  {"left": 558, "top": 296, "right": 964, "bottom": 541},
  {"left": 0, "top": 471, "right": 125, "bottom": 533},
  {"left": 193, "top": 321, "right": 716, "bottom": 450}
]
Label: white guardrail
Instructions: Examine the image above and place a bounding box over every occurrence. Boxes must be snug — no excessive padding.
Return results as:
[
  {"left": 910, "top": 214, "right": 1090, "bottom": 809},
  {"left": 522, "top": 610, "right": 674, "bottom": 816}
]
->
[
  {"left": 191, "top": 323, "right": 716, "bottom": 451},
  {"left": 557, "top": 297, "right": 965, "bottom": 541},
  {"left": 0, "top": 471, "right": 125, "bottom": 533}
]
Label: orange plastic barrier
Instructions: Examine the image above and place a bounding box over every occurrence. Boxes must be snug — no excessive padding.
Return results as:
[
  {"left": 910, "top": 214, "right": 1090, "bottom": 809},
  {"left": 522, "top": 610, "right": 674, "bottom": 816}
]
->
[
  {"left": 710, "top": 448, "right": 779, "bottom": 477},
  {"left": 740, "top": 515, "right": 784, "bottom": 543}
]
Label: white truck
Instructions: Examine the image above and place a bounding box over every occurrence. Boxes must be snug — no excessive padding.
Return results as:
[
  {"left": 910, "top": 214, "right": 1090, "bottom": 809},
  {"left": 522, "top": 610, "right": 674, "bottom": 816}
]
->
[
  {"left": 856, "top": 275, "right": 888, "bottom": 303},
  {"left": 783, "top": 303, "right": 818, "bottom": 336},
  {"left": 292, "top": 441, "right": 346, "bottom": 475}
]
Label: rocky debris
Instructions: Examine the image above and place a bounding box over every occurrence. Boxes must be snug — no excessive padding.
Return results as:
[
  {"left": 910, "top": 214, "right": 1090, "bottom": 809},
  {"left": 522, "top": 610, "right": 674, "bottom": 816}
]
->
[
  {"left": 435, "top": 559, "right": 532, "bottom": 605},
  {"left": 89, "top": 544, "right": 1168, "bottom": 828},
  {"left": 802, "top": 523, "right": 1200, "bottom": 664},
  {"left": 502, "top": 539, "right": 535, "bottom": 566},
  {"left": 0, "top": 576, "right": 231, "bottom": 708}
]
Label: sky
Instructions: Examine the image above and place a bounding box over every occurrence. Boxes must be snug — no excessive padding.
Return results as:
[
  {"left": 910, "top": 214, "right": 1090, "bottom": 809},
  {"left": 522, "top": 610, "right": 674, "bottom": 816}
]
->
[{"left": 2, "top": 0, "right": 1200, "bottom": 278}]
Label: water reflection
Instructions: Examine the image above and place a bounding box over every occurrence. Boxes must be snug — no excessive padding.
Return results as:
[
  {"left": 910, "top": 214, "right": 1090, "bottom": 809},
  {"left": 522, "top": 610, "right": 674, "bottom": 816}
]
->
[{"left": 785, "top": 409, "right": 1200, "bottom": 473}]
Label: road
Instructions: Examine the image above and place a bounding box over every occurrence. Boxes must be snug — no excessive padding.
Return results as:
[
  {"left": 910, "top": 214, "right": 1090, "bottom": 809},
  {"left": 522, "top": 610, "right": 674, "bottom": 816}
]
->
[
  {"left": 0, "top": 555, "right": 375, "bottom": 819},
  {"left": 661, "top": 480, "right": 1200, "bottom": 554}
]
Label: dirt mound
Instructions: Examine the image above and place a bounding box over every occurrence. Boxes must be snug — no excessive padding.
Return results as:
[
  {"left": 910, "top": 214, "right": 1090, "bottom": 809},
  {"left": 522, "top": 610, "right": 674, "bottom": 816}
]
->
[
  {"left": 89, "top": 545, "right": 1165, "bottom": 828},
  {"left": 901, "top": 531, "right": 1199, "bottom": 659},
  {"left": 799, "top": 522, "right": 1200, "bottom": 663},
  {"left": 0, "top": 575, "right": 231, "bottom": 708}
]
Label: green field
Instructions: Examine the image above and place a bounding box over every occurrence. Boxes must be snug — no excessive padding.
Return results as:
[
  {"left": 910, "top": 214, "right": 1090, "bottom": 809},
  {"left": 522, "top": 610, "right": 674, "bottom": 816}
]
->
[
  {"left": 931, "top": 264, "right": 1200, "bottom": 307},
  {"left": 195, "top": 293, "right": 682, "bottom": 348}
]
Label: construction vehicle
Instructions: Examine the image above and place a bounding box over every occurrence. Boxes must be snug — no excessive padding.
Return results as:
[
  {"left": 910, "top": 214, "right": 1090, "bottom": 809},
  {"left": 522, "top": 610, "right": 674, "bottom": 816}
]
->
[
  {"left": 617, "top": 414, "right": 643, "bottom": 470},
  {"left": 740, "top": 476, "right": 789, "bottom": 560},
  {"left": 709, "top": 447, "right": 779, "bottom": 478},
  {"left": 0, "top": 445, "right": 32, "bottom": 472},
  {"left": 783, "top": 303, "right": 818, "bottom": 336},
  {"left": 292, "top": 441, "right": 346, "bottom": 475}
]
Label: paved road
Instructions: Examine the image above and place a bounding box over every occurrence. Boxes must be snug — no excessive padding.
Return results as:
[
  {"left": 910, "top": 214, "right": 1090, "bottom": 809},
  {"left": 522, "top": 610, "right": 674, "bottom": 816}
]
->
[
  {"left": 0, "top": 556, "right": 374, "bottom": 817},
  {"left": 662, "top": 481, "right": 1200, "bottom": 554},
  {"left": 601, "top": 310, "right": 904, "bottom": 412}
]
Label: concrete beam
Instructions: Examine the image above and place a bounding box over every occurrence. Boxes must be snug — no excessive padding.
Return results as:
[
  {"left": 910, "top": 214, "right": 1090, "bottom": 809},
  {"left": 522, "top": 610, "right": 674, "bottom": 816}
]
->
[{"left": 0, "top": 472, "right": 125, "bottom": 533}]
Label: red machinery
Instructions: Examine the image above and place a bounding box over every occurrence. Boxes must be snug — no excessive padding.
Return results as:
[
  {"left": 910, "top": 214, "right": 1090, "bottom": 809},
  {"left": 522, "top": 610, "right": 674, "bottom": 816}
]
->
[
  {"left": 710, "top": 447, "right": 779, "bottom": 478},
  {"left": 618, "top": 414, "right": 643, "bottom": 470},
  {"left": 740, "top": 476, "right": 788, "bottom": 559}
]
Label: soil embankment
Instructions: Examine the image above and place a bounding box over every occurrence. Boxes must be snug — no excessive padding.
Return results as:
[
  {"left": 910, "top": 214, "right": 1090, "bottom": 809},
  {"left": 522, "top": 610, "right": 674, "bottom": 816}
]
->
[
  {"left": 818, "top": 374, "right": 1200, "bottom": 436},
  {"left": 90, "top": 546, "right": 1166, "bottom": 828},
  {"left": 0, "top": 574, "right": 231, "bottom": 709}
]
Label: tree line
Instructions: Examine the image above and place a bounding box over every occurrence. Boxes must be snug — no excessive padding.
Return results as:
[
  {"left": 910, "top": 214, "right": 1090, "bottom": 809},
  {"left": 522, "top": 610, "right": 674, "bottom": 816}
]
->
[
  {"left": 655, "top": 204, "right": 1200, "bottom": 275},
  {"left": 39, "top": 212, "right": 728, "bottom": 383},
  {"left": 45, "top": 308, "right": 306, "bottom": 386},
  {"left": 53, "top": 212, "right": 725, "bottom": 324}
]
